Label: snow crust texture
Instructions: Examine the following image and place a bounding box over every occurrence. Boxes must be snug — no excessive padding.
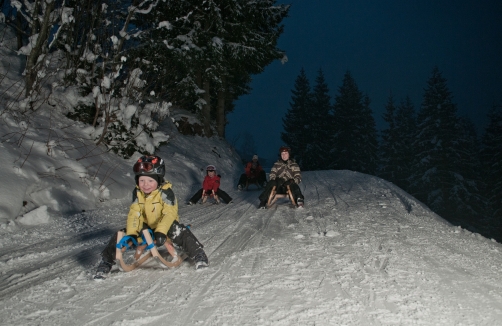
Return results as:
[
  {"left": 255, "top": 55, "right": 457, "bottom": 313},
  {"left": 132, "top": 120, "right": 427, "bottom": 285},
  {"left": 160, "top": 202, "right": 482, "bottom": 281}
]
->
[{"left": 1, "top": 170, "right": 502, "bottom": 325}]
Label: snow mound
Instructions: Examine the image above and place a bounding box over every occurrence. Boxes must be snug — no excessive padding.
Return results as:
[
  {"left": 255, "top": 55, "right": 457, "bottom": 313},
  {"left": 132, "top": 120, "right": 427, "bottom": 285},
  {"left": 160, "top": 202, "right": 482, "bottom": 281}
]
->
[{"left": 16, "top": 205, "right": 51, "bottom": 225}]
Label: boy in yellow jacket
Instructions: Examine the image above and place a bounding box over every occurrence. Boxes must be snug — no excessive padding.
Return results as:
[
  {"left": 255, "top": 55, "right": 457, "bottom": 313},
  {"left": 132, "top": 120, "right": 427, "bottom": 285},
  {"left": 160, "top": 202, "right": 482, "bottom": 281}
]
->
[{"left": 94, "top": 155, "right": 208, "bottom": 279}]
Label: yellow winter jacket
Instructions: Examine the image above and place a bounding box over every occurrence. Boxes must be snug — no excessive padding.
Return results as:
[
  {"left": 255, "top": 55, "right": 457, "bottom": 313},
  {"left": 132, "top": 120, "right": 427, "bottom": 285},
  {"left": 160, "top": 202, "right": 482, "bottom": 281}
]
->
[{"left": 126, "top": 181, "right": 179, "bottom": 238}]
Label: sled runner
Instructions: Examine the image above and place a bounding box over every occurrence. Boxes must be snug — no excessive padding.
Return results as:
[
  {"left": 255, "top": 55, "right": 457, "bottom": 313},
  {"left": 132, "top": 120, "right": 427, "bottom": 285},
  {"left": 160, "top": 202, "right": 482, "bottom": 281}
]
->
[
  {"left": 267, "top": 185, "right": 296, "bottom": 208},
  {"left": 245, "top": 177, "right": 262, "bottom": 190},
  {"left": 201, "top": 193, "right": 220, "bottom": 204},
  {"left": 115, "top": 229, "right": 187, "bottom": 272}
]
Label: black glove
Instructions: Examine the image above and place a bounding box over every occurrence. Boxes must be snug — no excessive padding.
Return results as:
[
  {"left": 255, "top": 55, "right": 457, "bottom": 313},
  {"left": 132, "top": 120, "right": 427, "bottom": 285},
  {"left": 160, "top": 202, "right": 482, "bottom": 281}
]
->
[{"left": 154, "top": 232, "right": 167, "bottom": 246}]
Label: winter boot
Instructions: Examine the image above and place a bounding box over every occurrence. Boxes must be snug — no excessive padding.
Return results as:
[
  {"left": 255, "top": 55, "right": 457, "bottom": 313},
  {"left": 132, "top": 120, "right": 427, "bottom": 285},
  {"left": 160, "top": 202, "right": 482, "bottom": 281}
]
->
[
  {"left": 93, "top": 260, "right": 113, "bottom": 280},
  {"left": 193, "top": 250, "right": 209, "bottom": 270},
  {"left": 296, "top": 197, "right": 304, "bottom": 208}
]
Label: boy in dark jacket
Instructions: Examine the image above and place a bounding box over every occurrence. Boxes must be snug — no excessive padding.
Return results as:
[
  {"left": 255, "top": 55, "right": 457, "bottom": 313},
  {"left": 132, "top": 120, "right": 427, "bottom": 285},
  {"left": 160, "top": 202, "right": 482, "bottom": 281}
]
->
[{"left": 258, "top": 146, "right": 304, "bottom": 208}]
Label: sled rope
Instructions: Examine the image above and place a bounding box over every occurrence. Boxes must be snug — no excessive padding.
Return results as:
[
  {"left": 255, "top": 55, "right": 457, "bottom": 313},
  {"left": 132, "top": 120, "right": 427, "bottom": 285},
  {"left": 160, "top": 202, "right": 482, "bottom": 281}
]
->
[{"left": 116, "top": 235, "right": 138, "bottom": 250}]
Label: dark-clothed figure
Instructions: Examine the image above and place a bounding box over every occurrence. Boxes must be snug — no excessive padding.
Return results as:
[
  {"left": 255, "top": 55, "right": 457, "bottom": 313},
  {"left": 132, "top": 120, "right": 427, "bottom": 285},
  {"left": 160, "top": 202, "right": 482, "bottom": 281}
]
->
[
  {"left": 237, "top": 154, "right": 267, "bottom": 189},
  {"left": 258, "top": 146, "right": 304, "bottom": 208}
]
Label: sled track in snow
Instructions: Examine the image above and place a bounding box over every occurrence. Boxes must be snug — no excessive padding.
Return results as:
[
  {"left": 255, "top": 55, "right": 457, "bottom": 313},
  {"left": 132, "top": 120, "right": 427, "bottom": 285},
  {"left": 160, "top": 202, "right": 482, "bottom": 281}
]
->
[
  {"left": 0, "top": 222, "right": 122, "bottom": 297},
  {"left": 173, "top": 198, "right": 279, "bottom": 325}
]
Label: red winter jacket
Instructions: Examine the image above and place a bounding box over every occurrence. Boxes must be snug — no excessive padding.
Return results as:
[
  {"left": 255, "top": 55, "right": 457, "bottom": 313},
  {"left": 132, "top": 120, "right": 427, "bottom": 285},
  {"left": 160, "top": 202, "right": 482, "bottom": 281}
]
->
[
  {"left": 202, "top": 175, "right": 220, "bottom": 193},
  {"left": 245, "top": 161, "right": 263, "bottom": 178}
]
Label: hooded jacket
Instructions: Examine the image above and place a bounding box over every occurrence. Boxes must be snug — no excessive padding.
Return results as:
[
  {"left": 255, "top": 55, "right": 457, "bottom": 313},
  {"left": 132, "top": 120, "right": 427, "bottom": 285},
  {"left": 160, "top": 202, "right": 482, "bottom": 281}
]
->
[{"left": 126, "top": 181, "right": 179, "bottom": 237}]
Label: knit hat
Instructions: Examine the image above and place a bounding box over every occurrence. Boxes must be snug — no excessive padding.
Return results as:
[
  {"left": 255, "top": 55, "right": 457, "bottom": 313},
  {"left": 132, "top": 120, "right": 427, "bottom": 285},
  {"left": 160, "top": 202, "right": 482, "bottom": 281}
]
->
[{"left": 252, "top": 154, "right": 258, "bottom": 160}]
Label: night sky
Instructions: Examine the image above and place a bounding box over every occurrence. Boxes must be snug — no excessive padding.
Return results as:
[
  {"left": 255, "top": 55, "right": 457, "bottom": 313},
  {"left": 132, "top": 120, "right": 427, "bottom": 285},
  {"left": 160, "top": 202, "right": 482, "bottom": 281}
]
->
[{"left": 226, "top": 0, "right": 502, "bottom": 164}]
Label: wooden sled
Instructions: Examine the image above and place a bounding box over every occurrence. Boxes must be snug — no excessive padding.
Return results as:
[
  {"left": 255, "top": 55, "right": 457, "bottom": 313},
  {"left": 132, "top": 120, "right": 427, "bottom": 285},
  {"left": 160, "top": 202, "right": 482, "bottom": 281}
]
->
[
  {"left": 115, "top": 229, "right": 187, "bottom": 272},
  {"left": 201, "top": 193, "right": 220, "bottom": 204},
  {"left": 266, "top": 185, "right": 296, "bottom": 208},
  {"left": 245, "top": 178, "right": 262, "bottom": 190}
]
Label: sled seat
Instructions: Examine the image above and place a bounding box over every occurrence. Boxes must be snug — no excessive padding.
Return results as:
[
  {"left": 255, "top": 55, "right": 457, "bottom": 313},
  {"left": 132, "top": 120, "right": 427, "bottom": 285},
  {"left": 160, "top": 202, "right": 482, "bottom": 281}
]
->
[
  {"left": 115, "top": 230, "right": 187, "bottom": 272},
  {"left": 245, "top": 177, "right": 261, "bottom": 190}
]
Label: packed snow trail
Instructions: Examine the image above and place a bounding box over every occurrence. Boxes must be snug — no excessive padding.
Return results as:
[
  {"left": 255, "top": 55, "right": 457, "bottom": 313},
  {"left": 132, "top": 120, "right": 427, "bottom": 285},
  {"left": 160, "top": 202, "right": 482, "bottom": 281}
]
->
[{"left": 1, "top": 171, "right": 502, "bottom": 325}]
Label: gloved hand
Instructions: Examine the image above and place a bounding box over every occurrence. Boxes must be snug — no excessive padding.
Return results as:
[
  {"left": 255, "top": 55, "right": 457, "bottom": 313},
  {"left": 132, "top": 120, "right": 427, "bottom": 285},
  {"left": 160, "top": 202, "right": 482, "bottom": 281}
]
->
[{"left": 154, "top": 232, "right": 167, "bottom": 247}]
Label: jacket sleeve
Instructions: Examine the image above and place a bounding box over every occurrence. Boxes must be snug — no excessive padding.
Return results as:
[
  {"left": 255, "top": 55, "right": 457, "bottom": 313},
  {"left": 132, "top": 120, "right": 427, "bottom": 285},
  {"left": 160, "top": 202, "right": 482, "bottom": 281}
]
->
[
  {"left": 269, "top": 162, "right": 279, "bottom": 180},
  {"left": 155, "top": 188, "right": 179, "bottom": 235},
  {"left": 292, "top": 163, "right": 302, "bottom": 184}
]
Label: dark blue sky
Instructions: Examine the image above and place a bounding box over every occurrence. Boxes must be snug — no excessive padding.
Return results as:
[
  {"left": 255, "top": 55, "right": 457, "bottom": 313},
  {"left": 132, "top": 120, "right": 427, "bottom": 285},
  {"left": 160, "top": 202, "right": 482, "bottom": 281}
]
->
[{"left": 226, "top": 0, "right": 502, "bottom": 164}]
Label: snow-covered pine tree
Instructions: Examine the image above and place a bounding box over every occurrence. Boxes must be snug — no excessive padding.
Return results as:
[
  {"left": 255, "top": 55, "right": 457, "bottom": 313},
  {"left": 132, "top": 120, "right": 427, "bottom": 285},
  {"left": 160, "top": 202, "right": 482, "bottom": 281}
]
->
[
  {"left": 281, "top": 68, "right": 312, "bottom": 167},
  {"left": 56, "top": 0, "right": 171, "bottom": 158},
  {"left": 132, "top": 0, "right": 289, "bottom": 138},
  {"left": 216, "top": 0, "right": 289, "bottom": 138},
  {"left": 480, "top": 105, "right": 502, "bottom": 238},
  {"left": 303, "top": 69, "right": 333, "bottom": 171},
  {"left": 409, "top": 67, "right": 484, "bottom": 226},
  {"left": 332, "top": 71, "right": 378, "bottom": 174}
]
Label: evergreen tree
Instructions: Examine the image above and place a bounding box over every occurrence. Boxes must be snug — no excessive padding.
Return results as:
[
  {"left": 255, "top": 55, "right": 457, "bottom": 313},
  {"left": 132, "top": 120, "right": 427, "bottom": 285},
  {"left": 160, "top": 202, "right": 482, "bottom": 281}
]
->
[
  {"left": 393, "top": 96, "right": 417, "bottom": 190},
  {"left": 481, "top": 105, "right": 502, "bottom": 239},
  {"left": 453, "top": 117, "right": 486, "bottom": 227},
  {"left": 282, "top": 68, "right": 312, "bottom": 167},
  {"left": 332, "top": 71, "right": 378, "bottom": 174},
  {"left": 379, "top": 95, "right": 417, "bottom": 190},
  {"left": 239, "top": 131, "right": 258, "bottom": 163},
  {"left": 379, "top": 94, "right": 398, "bottom": 182},
  {"left": 133, "top": 0, "right": 289, "bottom": 137},
  {"left": 409, "top": 67, "right": 483, "bottom": 226},
  {"left": 303, "top": 69, "right": 333, "bottom": 171}
]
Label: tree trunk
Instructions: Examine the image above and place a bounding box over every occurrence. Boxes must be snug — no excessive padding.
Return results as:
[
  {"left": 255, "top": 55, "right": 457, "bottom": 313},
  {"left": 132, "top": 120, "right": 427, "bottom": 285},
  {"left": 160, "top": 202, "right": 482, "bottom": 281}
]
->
[
  {"left": 16, "top": 13, "right": 23, "bottom": 51},
  {"left": 24, "top": 0, "right": 55, "bottom": 97},
  {"left": 95, "top": 102, "right": 111, "bottom": 146},
  {"left": 202, "top": 77, "right": 212, "bottom": 137},
  {"left": 113, "top": 0, "right": 139, "bottom": 63},
  {"left": 216, "top": 77, "right": 226, "bottom": 138}
]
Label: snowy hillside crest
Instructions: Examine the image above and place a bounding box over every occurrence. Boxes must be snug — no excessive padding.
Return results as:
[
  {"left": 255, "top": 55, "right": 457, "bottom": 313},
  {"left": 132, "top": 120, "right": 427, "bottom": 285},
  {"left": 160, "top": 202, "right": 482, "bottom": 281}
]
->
[{"left": 1, "top": 167, "right": 502, "bottom": 325}]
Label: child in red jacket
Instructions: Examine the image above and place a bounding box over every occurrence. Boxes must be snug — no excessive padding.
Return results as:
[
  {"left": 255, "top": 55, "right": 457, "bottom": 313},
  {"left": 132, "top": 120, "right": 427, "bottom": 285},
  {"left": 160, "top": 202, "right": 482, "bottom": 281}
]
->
[
  {"left": 187, "top": 165, "right": 233, "bottom": 205},
  {"left": 237, "top": 154, "right": 267, "bottom": 190}
]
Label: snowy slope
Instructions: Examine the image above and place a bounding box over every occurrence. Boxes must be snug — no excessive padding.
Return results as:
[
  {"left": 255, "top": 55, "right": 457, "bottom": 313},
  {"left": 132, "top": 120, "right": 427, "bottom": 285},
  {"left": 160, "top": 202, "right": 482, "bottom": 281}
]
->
[{"left": 1, "top": 168, "right": 502, "bottom": 325}]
